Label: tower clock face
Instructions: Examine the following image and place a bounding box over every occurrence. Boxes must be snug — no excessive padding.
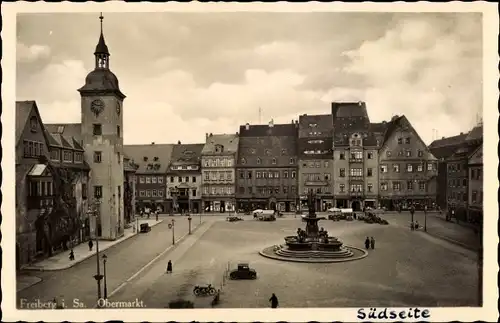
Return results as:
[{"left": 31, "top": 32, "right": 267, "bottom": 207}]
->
[
  {"left": 90, "top": 99, "right": 105, "bottom": 117},
  {"left": 116, "top": 101, "right": 121, "bottom": 116}
]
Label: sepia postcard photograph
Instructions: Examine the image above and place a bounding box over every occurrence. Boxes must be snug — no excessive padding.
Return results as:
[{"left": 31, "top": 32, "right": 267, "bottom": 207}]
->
[{"left": 2, "top": 1, "right": 498, "bottom": 322}]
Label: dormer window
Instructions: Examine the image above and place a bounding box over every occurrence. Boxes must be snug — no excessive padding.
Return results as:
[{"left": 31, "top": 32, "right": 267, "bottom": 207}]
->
[
  {"left": 143, "top": 156, "right": 148, "bottom": 162},
  {"left": 30, "top": 116, "right": 38, "bottom": 132},
  {"left": 153, "top": 156, "right": 159, "bottom": 161},
  {"left": 309, "top": 123, "right": 318, "bottom": 128},
  {"left": 57, "top": 125, "right": 65, "bottom": 134},
  {"left": 215, "top": 145, "right": 224, "bottom": 153},
  {"left": 272, "top": 158, "right": 277, "bottom": 165},
  {"left": 241, "top": 158, "right": 246, "bottom": 165},
  {"left": 257, "top": 158, "right": 261, "bottom": 164}
]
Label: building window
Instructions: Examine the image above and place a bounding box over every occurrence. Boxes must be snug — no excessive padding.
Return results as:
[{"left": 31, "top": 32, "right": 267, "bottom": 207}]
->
[
  {"left": 191, "top": 176, "right": 196, "bottom": 183},
  {"left": 290, "top": 158, "right": 295, "bottom": 164},
  {"left": 245, "top": 171, "right": 251, "bottom": 179},
  {"left": 339, "top": 152, "right": 345, "bottom": 160},
  {"left": 393, "top": 182, "right": 401, "bottom": 191},
  {"left": 380, "top": 183, "right": 388, "bottom": 191},
  {"left": 386, "top": 151, "right": 392, "bottom": 157},
  {"left": 472, "top": 190, "right": 477, "bottom": 203},
  {"left": 185, "top": 177, "right": 189, "bottom": 183},
  {"left": 152, "top": 189, "right": 157, "bottom": 197},
  {"left": 380, "top": 165, "right": 388, "bottom": 173},
  {"left": 324, "top": 161, "right": 329, "bottom": 168},
  {"left": 94, "top": 151, "right": 102, "bottom": 163},
  {"left": 324, "top": 173, "right": 331, "bottom": 181},
  {"left": 168, "top": 176, "right": 173, "bottom": 183},
  {"left": 151, "top": 177, "right": 157, "bottom": 184},
  {"left": 29, "top": 116, "right": 38, "bottom": 132},
  {"left": 405, "top": 137, "right": 411, "bottom": 144},
  {"left": 139, "top": 190, "right": 145, "bottom": 197},
  {"left": 50, "top": 149, "right": 60, "bottom": 161},
  {"left": 23, "top": 140, "right": 44, "bottom": 158},
  {"left": 190, "top": 189, "right": 196, "bottom": 197},
  {"left": 272, "top": 158, "right": 277, "bottom": 165},
  {"left": 159, "top": 190, "right": 164, "bottom": 197},
  {"left": 398, "top": 151, "right": 404, "bottom": 157},
  {"left": 407, "top": 181, "right": 413, "bottom": 190},
  {"left": 393, "top": 164, "right": 400, "bottom": 173},
  {"left": 367, "top": 168, "right": 373, "bottom": 177},
  {"left": 283, "top": 186, "right": 288, "bottom": 194},
  {"left": 339, "top": 184, "right": 345, "bottom": 192},
  {"left": 239, "top": 187, "right": 245, "bottom": 194},
  {"left": 407, "top": 164, "right": 413, "bottom": 172},
  {"left": 417, "top": 150, "right": 423, "bottom": 157},
  {"left": 93, "top": 124, "right": 102, "bottom": 136},
  {"left": 397, "top": 138, "right": 403, "bottom": 144},
  {"left": 146, "top": 190, "right": 151, "bottom": 197},
  {"left": 257, "top": 158, "right": 261, "bottom": 165},
  {"left": 427, "top": 163, "right": 433, "bottom": 171},
  {"left": 291, "top": 171, "right": 296, "bottom": 178},
  {"left": 367, "top": 183, "right": 373, "bottom": 192},
  {"left": 367, "top": 152, "right": 373, "bottom": 159},
  {"left": 462, "top": 178, "right": 467, "bottom": 187},
  {"left": 146, "top": 177, "right": 151, "bottom": 184},
  {"left": 406, "top": 150, "right": 412, "bottom": 157},
  {"left": 339, "top": 168, "right": 345, "bottom": 177},
  {"left": 241, "top": 158, "right": 246, "bottom": 164},
  {"left": 94, "top": 185, "right": 103, "bottom": 198},
  {"left": 350, "top": 168, "right": 362, "bottom": 176},
  {"left": 62, "top": 150, "right": 72, "bottom": 162},
  {"left": 419, "top": 181, "right": 426, "bottom": 190},
  {"left": 417, "top": 164, "right": 423, "bottom": 172},
  {"left": 177, "top": 176, "right": 182, "bottom": 183},
  {"left": 283, "top": 171, "right": 289, "bottom": 178},
  {"left": 158, "top": 177, "right": 163, "bottom": 184},
  {"left": 139, "top": 176, "right": 145, "bottom": 184}
]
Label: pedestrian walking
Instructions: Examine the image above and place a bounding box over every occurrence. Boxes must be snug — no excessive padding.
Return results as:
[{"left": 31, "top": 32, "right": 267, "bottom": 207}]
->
[
  {"left": 269, "top": 293, "right": 279, "bottom": 308},
  {"left": 415, "top": 221, "right": 420, "bottom": 230},
  {"left": 155, "top": 210, "right": 159, "bottom": 221},
  {"left": 88, "top": 240, "right": 93, "bottom": 251},
  {"left": 410, "top": 222, "right": 415, "bottom": 231},
  {"left": 166, "top": 260, "right": 173, "bottom": 274},
  {"left": 364, "top": 237, "right": 370, "bottom": 249},
  {"left": 370, "top": 237, "right": 375, "bottom": 249},
  {"left": 69, "top": 249, "right": 75, "bottom": 261}
]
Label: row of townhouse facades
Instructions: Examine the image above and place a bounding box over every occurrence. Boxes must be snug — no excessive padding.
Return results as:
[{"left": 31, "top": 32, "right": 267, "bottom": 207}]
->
[
  {"left": 429, "top": 123, "right": 483, "bottom": 224},
  {"left": 125, "top": 101, "right": 440, "bottom": 214}
]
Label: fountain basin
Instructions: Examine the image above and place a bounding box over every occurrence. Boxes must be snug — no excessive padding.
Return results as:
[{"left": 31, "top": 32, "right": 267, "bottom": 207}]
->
[{"left": 259, "top": 245, "right": 368, "bottom": 263}]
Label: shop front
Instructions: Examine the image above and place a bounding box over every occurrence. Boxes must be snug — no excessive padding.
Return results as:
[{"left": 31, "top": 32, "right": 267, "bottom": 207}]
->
[{"left": 203, "top": 199, "right": 236, "bottom": 213}]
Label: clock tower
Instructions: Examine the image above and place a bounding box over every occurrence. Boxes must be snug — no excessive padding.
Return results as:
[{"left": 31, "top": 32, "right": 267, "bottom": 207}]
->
[{"left": 78, "top": 13, "right": 126, "bottom": 240}]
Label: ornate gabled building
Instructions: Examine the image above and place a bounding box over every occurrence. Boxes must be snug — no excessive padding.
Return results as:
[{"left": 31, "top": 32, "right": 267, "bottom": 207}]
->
[
  {"left": 236, "top": 120, "right": 299, "bottom": 212},
  {"left": 15, "top": 101, "right": 91, "bottom": 269},
  {"left": 378, "top": 115, "right": 438, "bottom": 210},
  {"left": 468, "top": 142, "right": 483, "bottom": 224},
  {"left": 201, "top": 133, "right": 239, "bottom": 213},
  {"left": 331, "top": 102, "right": 382, "bottom": 210},
  {"left": 16, "top": 15, "right": 137, "bottom": 269},
  {"left": 124, "top": 143, "right": 174, "bottom": 213},
  {"left": 297, "top": 114, "right": 334, "bottom": 211},
  {"left": 166, "top": 142, "right": 204, "bottom": 213}
]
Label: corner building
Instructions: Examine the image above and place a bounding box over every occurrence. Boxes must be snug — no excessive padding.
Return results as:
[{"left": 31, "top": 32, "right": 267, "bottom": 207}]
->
[
  {"left": 297, "top": 115, "right": 334, "bottom": 211},
  {"left": 236, "top": 121, "right": 299, "bottom": 212},
  {"left": 201, "top": 133, "right": 239, "bottom": 213}
]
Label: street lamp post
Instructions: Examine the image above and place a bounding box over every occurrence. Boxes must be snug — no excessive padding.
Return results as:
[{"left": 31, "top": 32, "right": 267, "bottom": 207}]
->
[
  {"left": 188, "top": 215, "right": 192, "bottom": 234},
  {"left": 424, "top": 205, "right": 428, "bottom": 232},
  {"left": 171, "top": 218, "right": 175, "bottom": 245},
  {"left": 89, "top": 199, "right": 103, "bottom": 304},
  {"left": 102, "top": 254, "right": 108, "bottom": 299}
]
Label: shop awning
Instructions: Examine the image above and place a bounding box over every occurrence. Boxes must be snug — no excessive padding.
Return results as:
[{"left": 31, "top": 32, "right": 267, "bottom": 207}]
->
[{"left": 28, "top": 164, "right": 51, "bottom": 177}]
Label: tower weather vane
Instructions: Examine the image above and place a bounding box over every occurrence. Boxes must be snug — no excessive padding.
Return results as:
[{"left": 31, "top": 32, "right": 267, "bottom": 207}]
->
[{"left": 99, "top": 12, "right": 104, "bottom": 33}]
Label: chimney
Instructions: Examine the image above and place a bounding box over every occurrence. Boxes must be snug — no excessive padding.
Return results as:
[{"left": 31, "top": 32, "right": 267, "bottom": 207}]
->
[
  {"left": 269, "top": 119, "right": 274, "bottom": 128},
  {"left": 245, "top": 123, "right": 250, "bottom": 130},
  {"left": 460, "top": 132, "right": 464, "bottom": 135},
  {"left": 291, "top": 119, "right": 294, "bottom": 124},
  {"left": 236, "top": 132, "right": 239, "bottom": 136},
  {"left": 151, "top": 142, "right": 155, "bottom": 145},
  {"left": 177, "top": 140, "right": 181, "bottom": 144},
  {"left": 206, "top": 133, "right": 209, "bottom": 139},
  {"left": 210, "top": 133, "right": 213, "bottom": 137},
  {"left": 295, "top": 120, "right": 298, "bottom": 124}
]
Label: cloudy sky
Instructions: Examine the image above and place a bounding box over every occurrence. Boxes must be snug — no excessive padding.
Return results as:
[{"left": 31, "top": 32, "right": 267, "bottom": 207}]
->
[{"left": 16, "top": 12, "right": 483, "bottom": 145}]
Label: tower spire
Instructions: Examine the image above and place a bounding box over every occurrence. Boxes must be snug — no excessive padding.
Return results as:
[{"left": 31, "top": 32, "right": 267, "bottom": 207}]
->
[{"left": 94, "top": 12, "right": 110, "bottom": 69}]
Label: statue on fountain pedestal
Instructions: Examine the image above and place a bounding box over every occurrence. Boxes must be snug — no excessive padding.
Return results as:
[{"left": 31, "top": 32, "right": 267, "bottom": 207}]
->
[{"left": 308, "top": 190, "right": 316, "bottom": 217}]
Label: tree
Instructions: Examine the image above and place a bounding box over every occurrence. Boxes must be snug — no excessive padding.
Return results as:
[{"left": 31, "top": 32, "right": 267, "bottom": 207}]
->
[{"left": 35, "top": 155, "right": 80, "bottom": 256}]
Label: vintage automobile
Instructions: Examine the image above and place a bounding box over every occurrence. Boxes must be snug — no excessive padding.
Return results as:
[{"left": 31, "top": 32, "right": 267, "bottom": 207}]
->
[
  {"left": 258, "top": 211, "right": 276, "bottom": 221},
  {"left": 140, "top": 223, "right": 151, "bottom": 233},
  {"left": 226, "top": 216, "right": 243, "bottom": 222},
  {"left": 229, "top": 263, "right": 257, "bottom": 280},
  {"left": 252, "top": 209, "right": 264, "bottom": 217}
]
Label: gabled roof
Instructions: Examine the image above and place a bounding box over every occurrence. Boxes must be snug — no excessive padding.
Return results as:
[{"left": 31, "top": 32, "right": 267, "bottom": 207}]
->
[
  {"left": 239, "top": 123, "right": 297, "bottom": 137},
  {"left": 449, "top": 142, "right": 480, "bottom": 161},
  {"left": 44, "top": 123, "right": 83, "bottom": 142},
  {"left": 202, "top": 133, "right": 239, "bottom": 155},
  {"left": 16, "top": 101, "right": 34, "bottom": 145},
  {"left": 429, "top": 133, "right": 468, "bottom": 149},
  {"left": 428, "top": 132, "right": 469, "bottom": 160},
  {"left": 298, "top": 114, "right": 333, "bottom": 138},
  {"left": 123, "top": 144, "right": 175, "bottom": 174},
  {"left": 170, "top": 143, "right": 204, "bottom": 166},
  {"left": 369, "top": 122, "right": 388, "bottom": 134},
  {"left": 465, "top": 124, "right": 483, "bottom": 142}
]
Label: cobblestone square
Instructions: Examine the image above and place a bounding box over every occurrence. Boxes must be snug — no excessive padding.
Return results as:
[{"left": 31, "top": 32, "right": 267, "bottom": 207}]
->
[{"left": 111, "top": 214, "right": 478, "bottom": 308}]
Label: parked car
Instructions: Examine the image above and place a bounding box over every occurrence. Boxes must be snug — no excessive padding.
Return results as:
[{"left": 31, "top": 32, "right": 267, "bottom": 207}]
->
[
  {"left": 252, "top": 209, "right": 264, "bottom": 217},
  {"left": 229, "top": 263, "right": 257, "bottom": 280},
  {"left": 258, "top": 211, "right": 276, "bottom": 221}
]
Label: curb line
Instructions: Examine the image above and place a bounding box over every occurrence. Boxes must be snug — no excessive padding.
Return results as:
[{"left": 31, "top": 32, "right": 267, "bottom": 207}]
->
[
  {"left": 16, "top": 276, "right": 43, "bottom": 293},
  {"left": 22, "top": 220, "right": 165, "bottom": 272},
  {"left": 425, "top": 231, "right": 477, "bottom": 252},
  {"left": 103, "top": 221, "right": 206, "bottom": 302}
]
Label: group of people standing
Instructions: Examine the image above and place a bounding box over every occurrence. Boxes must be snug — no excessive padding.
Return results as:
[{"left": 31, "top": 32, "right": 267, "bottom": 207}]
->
[{"left": 364, "top": 236, "right": 375, "bottom": 249}]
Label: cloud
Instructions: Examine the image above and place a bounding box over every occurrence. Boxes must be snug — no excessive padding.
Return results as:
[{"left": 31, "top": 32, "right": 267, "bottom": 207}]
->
[
  {"left": 340, "top": 14, "right": 482, "bottom": 143},
  {"left": 17, "top": 42, "right": 51, "bottom": 63}
]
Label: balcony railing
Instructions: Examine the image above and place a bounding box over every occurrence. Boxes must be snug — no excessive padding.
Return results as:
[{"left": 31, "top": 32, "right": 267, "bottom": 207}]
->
[
  {"left": 349, "top": 175, "right": 364, "bottom": 181},
  {"left": 304, "top": 181, "right": 329, "bottom": 186},
  {"left": 349, "top": 158, "right": 363, "bottom": 163}
]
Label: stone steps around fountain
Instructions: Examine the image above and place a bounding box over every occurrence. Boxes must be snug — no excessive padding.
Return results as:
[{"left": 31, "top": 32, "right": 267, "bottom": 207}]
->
[{"left": 276, "top": 248, "right": 354, "bottom": 259}]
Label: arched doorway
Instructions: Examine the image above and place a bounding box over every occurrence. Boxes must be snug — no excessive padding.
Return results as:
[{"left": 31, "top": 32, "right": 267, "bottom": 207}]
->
[
  {"left": 268, "top": 197, "right": 277, "bottom": 211},
  {"left": 351, "top": 200, "right": 361, "bottom": 212}
]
